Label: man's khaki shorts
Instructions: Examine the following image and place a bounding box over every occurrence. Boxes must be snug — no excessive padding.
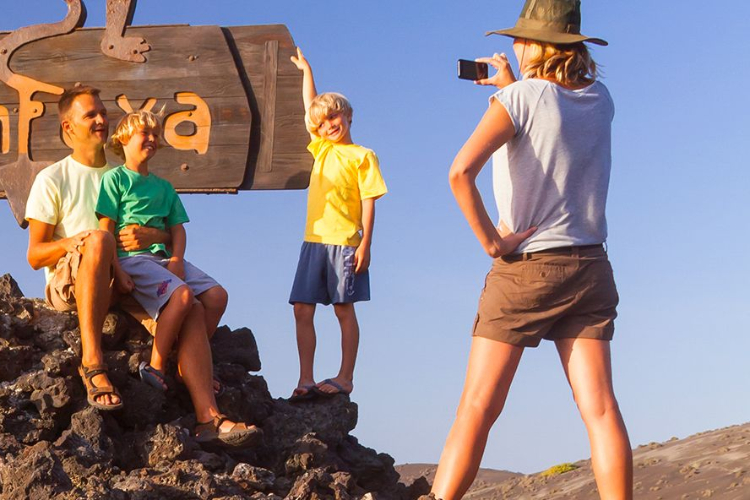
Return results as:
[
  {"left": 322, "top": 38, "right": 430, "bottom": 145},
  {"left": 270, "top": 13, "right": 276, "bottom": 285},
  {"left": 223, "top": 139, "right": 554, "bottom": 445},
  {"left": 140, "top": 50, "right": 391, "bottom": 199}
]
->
[
  {"left": 45, "top": 247, "right": 114, "bottom": 312},
  {"left": 45, "top": 249, "right": 83, "bottom": 312},
  {"left": 472, "top": 245, "right": 619, "bottom": 347}
]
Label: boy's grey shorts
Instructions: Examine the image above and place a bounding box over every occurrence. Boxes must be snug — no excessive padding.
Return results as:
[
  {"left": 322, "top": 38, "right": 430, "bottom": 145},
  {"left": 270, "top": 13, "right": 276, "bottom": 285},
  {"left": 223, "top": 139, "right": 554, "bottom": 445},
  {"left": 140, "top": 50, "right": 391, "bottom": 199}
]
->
[
  {"left": 119, "top": 253, "right": 220, "bottom": 320},
  {"left": 289, "top": 242, "right": 370, "bottom": 305}
]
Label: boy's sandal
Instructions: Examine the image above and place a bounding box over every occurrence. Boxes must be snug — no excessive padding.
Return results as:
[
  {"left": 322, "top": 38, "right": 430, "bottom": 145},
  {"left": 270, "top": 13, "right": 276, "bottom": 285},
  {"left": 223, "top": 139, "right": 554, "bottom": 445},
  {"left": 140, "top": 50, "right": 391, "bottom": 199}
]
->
[
  {"left": 138, "top": 361, "right": 168, "bottom": 392},
  {"left": 194, "top": 414, "right": 263, "bottom": 448},
  {"left": 78, "top": 364, "right": 124, "bottom": 411}
]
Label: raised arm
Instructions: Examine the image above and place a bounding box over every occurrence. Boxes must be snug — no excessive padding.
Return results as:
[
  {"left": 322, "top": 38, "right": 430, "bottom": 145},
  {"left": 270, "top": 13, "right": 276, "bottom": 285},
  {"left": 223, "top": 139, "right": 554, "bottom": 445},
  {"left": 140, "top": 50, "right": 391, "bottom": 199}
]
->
[
  {"left": 449, "top": 100, "right": 535, "bottom": 257},
  {"left": 290, "top": 47, "right": 318, "bottom": 111}
]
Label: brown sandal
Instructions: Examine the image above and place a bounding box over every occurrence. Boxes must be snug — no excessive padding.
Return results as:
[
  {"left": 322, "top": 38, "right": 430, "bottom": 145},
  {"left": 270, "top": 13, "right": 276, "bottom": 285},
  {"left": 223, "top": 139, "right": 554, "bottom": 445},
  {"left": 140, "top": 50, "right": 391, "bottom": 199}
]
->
[
  {"left": 78, "top": 364, "right": 124, "bottom": 411},
  {"left": 194, "top": 414, "right": 262, "bottom": 447}
]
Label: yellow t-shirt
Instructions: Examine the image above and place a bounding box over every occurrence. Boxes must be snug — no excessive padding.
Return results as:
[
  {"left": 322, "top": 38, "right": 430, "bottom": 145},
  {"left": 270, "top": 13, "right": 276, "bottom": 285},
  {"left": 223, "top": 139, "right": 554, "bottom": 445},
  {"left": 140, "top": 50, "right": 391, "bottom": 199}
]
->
[{"left": 304, "top": 136, "right": 387, "bottom": 246}]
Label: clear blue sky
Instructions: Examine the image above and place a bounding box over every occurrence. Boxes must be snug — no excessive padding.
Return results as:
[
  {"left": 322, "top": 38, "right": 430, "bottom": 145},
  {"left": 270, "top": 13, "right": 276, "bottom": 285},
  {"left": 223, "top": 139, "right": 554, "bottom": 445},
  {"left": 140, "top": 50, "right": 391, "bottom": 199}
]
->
[{"left": 1, "top": 0, "right": 748, "bottom": 474}]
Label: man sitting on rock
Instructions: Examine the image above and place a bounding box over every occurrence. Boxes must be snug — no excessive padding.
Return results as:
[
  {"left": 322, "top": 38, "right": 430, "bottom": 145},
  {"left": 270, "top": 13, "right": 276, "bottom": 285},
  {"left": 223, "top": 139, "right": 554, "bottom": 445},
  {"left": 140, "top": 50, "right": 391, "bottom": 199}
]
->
[
  {"left": 25, "top": 85, "right": 262, "bottom": 446},
  {"left": 26, "top": 85, "right": 133, "bottom": 410}
]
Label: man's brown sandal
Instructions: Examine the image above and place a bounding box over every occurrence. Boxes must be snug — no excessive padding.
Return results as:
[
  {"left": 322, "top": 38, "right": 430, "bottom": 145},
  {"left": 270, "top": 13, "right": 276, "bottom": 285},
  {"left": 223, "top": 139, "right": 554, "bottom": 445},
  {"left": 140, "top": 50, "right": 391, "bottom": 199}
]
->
[
  {"left": 78, "top": 364, "right": 124, "bottom": 411},
  {"left": 194, "top": 414, "right": 262, "bottom": 447}
]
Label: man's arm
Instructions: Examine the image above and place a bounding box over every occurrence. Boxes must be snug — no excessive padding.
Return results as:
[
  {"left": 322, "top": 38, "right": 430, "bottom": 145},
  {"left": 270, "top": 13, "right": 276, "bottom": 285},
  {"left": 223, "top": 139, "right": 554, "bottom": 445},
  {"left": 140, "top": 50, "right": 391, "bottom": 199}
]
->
[
  {"left": 354, "top": 198, "right": 376, "bottom": 274},
  {"left": 27, "top": 219, "right": 89, "bottom": 270},
  {"left": 117, "top": 224, "right": 171, "bottom": 252}
]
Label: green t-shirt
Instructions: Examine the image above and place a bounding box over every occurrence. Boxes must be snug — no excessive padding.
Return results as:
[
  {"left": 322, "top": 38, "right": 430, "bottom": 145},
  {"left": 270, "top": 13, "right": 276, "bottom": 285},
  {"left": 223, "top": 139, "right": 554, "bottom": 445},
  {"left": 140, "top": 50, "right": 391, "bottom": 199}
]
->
[{"left": 96, "top": 166, "right": 189, "bottom": 258}]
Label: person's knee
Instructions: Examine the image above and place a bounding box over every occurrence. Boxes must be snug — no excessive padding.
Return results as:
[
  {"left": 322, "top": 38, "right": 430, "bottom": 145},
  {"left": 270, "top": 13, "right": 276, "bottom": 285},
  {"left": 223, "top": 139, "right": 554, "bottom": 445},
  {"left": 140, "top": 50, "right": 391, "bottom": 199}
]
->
[
  {"left": 202, "top": 286, "right": 228, "bottom": 313},
  {"left": 188, "top": 300, "right": 206, "bottom": 321},
  {"left": 170, "top": 285, "right": 195, "bottom": 313},
  {"left": 80, "top": 230, "right": 115, "bottom": 263},
  {"left": 576, "top": 394, "right": 622, "bottom": 424},
  {"left": 293, "top": 303, "right": 315, "bottom": 323},
  {"left": 333, "top": 303, "right": 355, "bottom": 321},
  {"left": 456, "top": 396, "right": 503, "bottom": 431}
]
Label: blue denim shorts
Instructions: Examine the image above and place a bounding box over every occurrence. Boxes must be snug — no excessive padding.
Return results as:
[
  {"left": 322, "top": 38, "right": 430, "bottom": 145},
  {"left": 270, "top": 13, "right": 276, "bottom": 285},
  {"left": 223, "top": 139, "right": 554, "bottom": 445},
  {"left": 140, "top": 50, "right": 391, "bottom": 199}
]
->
[{"left": 289, "top": 242, "right": 370, "bottom": 305}]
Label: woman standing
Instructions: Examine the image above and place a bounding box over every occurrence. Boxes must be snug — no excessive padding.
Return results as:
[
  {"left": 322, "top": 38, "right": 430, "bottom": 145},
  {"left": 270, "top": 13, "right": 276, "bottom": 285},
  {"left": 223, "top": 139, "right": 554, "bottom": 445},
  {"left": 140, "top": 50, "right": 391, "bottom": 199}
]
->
[{"left": 431, "top": 1, "right": 632, "bottom": 499}]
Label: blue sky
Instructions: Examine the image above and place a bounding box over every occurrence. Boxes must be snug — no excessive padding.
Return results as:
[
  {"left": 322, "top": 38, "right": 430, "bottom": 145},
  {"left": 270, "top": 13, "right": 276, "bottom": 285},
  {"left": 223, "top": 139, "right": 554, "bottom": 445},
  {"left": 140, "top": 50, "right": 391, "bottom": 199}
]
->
[{"left": 1, "top": 0, "right": 749, "bottom": 474}]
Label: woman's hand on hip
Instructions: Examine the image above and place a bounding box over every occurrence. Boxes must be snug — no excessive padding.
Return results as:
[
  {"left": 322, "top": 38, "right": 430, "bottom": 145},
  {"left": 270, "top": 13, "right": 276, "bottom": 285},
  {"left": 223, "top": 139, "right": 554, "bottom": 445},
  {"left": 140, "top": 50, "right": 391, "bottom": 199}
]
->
[
  {"left": 486, "top": 222, "right": 537, "bottom": 258},
  {"left": 475, "top": 53, "right": 517, "bottom": 89}
]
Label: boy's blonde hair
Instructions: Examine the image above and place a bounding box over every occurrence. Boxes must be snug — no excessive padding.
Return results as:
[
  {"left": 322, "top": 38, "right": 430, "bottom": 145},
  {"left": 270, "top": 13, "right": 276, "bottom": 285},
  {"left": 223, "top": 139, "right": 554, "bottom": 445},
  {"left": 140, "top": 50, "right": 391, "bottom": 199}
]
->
[
  {"left": 109, "top": 109, "right": 163, "bottom": 159},
  {"left": 306, "top": 92, "right": 353, "bottom": 135},
  {"left": 523, "top": 41, "right": 598, "bottom": 87}
]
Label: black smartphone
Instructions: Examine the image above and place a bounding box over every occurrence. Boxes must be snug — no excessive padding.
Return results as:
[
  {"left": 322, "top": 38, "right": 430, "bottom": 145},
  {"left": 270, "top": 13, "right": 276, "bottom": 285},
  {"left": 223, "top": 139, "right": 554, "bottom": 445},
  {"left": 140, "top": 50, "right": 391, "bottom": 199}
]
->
[{"left": 457, "top": 59, "right": 489, "bottom": 81}]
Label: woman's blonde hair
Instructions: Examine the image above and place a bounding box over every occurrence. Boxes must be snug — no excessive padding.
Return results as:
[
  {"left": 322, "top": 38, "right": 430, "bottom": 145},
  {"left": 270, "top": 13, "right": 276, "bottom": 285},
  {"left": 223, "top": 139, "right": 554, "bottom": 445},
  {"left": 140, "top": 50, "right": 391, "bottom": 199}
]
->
[
  {"left": 522, "top": 41, "right": 598, "bottom": 87},
  {"left": 306, "top": 92, "right": 353, "bottom": 135},
  {"left": 109, "top": 109, "right": 163, "bottom": 159}
]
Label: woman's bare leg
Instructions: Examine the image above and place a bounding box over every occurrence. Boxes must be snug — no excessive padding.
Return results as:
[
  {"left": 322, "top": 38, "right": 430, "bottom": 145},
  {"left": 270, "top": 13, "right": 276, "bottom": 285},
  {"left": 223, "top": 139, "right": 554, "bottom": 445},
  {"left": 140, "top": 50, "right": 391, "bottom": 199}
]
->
[
  {"left": 556, "top": 338, "right": 632, "bottom": 500},
  {"left": 431, "top": 337, "right": 524, "bottom": 500}
]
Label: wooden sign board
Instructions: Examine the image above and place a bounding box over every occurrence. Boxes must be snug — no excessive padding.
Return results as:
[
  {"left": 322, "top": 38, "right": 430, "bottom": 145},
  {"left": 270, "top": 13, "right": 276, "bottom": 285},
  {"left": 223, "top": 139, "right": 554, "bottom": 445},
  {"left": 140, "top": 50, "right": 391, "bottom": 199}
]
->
[{"left": 0, "top": 17, "right": 311, "bottom": 227}]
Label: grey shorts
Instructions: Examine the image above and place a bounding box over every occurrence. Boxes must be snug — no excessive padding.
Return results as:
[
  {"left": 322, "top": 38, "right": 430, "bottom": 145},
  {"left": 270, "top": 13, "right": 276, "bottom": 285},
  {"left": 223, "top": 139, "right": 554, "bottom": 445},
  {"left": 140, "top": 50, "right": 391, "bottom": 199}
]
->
[
  {"left": 289, "top": 242, "right": 370, "bottom": 305},
  {"left": 119, "top": 253, "right": 220, "bottom": 320}
]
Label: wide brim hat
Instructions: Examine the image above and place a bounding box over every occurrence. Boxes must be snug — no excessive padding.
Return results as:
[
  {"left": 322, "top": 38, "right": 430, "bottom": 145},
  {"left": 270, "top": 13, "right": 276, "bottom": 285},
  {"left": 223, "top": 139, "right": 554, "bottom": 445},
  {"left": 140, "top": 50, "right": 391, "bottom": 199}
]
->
[{"left": 486, "top": 0, "right": 607, "bottom": 46}]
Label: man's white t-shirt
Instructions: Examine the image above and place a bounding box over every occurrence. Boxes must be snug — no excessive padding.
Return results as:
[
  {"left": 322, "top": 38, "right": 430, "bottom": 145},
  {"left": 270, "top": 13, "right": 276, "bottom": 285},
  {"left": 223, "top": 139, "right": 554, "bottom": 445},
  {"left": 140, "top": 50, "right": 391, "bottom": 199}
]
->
[{"left": 25, "top": 155, "right": 112, "bottom": 283}]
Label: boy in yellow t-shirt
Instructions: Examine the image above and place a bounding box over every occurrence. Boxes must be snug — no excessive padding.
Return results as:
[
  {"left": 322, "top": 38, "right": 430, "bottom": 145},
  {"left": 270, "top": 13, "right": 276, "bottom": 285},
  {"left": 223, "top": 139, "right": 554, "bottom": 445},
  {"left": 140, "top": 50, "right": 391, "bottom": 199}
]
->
[{"left": 288, "top": 49, "right": 387, "bottom": 401}]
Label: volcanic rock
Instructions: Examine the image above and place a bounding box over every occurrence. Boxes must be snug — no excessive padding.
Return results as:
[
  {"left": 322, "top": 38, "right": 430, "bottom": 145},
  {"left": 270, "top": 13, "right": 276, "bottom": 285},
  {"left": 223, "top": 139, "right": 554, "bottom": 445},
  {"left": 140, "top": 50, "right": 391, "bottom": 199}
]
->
[{"left": 0, "top": 273, "right": 417, "bottom": 499}]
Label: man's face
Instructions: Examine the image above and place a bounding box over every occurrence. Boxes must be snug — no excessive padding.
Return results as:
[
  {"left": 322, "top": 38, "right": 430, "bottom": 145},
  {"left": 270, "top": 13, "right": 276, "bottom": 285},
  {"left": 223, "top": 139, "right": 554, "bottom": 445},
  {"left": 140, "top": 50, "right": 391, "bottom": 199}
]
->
[{"left": 62, "top": 94, "right": 109, "bottom": 149}]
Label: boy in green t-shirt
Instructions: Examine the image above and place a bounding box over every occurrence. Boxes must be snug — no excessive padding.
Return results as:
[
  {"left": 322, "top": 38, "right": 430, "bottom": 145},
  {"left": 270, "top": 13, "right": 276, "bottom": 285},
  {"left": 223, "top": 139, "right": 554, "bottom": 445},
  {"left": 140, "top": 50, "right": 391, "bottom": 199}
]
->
[
  {"left": 96, "top": 111, "right": 228, "bottom": 396},
  {"left": 288, "top": 49, "right": 387, "bottom": 401}
]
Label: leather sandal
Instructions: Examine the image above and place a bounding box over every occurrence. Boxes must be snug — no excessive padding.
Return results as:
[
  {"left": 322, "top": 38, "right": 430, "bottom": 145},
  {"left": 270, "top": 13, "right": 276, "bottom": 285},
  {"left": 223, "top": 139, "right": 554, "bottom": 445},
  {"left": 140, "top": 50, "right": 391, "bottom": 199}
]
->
[
  {"left": 78, "top": 364, "right": 124, "bottom": 411},
  {"left": 194, "top": 414, "right": 262, "bottom": 447}
]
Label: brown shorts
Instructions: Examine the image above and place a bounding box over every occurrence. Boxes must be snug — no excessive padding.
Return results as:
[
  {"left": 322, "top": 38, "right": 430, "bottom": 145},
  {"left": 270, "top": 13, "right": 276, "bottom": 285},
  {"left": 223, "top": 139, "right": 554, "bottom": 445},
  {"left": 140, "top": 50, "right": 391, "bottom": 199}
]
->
[
  {"left": 45, "top": 249, "right": 83, "bottom": 312},
  {"left": 472, "top": 245, "right": 619, "bottom": 347},
  {"left": 45, "top": 247, "right": 114, "bottom": 312}
]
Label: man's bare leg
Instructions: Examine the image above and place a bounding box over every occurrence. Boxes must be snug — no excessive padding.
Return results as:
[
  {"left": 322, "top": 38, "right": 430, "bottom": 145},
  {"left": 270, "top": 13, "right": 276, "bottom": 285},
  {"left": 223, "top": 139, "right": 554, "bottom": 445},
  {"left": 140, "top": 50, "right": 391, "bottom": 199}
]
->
[
  {"left": 76, "top": 230, "right": 119, "bottom": 407},
  {"left": 197, "top": 286, "right": 228, "bottom": 339},
  {"left": 177, "top": 302, "right": 244, "bottom": 432}
]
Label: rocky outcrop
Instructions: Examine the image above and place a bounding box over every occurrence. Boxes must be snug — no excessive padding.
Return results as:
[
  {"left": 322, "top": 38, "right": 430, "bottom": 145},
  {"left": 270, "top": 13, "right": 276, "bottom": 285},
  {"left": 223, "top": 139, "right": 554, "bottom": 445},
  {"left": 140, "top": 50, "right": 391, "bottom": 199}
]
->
[{"left": 0, "top": 274, "right": 417, "bottom": 500}]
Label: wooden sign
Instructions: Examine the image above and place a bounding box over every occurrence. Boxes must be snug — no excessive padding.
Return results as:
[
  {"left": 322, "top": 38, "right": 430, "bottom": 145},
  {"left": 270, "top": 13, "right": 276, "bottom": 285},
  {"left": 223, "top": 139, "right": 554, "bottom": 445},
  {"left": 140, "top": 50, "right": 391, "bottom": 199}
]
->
[{"left": 0, "top": 0, "right": 310, "bottom": 227}]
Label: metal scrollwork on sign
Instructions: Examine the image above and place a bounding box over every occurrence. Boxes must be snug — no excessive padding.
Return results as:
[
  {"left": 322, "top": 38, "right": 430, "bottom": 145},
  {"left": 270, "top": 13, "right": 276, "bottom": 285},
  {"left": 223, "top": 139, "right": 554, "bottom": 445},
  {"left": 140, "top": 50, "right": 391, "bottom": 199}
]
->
[{"left": 0, "top": 0, "right": 85, "bottom": 226}]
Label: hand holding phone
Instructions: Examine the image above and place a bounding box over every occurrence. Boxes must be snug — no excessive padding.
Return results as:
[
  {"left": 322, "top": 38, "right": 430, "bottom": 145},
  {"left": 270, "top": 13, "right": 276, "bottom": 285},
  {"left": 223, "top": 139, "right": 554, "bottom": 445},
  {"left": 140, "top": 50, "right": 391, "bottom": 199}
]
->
[
  {"left": 457, "top": 59, "right": 489, "bottom": 81},
  {"left": 473, "top": 54, "right": 517, "bottom": 89}
]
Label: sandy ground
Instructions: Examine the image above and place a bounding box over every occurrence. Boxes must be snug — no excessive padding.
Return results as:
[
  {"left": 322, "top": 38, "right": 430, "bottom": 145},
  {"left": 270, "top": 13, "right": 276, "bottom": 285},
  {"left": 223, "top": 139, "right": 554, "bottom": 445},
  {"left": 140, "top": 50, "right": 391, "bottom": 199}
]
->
[{"left": 396, "top": 422, "right": 750, "bottom": 499}]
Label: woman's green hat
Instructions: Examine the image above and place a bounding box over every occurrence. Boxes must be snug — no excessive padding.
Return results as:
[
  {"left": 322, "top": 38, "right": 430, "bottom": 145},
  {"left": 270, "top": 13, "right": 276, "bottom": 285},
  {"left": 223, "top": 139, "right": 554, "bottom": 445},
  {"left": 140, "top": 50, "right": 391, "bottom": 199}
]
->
[{"left": 486, "top": 0, "right": 607, "bottom": 46}]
